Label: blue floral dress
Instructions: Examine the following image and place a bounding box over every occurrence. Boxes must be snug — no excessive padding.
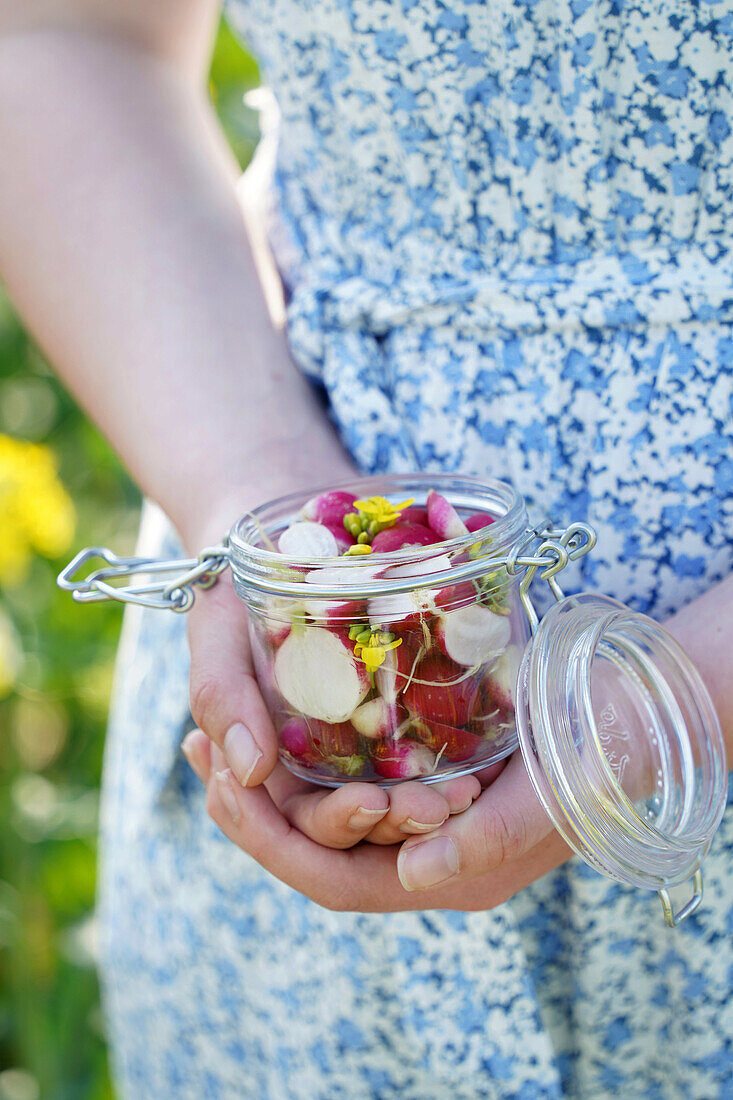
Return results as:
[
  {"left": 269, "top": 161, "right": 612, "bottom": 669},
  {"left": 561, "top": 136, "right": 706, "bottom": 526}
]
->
[{"left": 99, "top": 3, "right": 733, "bottom": 1097}]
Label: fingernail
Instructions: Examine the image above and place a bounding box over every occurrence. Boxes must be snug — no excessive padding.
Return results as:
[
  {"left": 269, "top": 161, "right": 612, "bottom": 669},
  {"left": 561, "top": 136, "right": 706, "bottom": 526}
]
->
[
  {"left": 223, "top": 723, "right": 262, "bottom": 787},
  {"left": 450, "top": 800, "right": 474, "bottom": 815},
  {"left": 397, "top": 836, "right": 459, "bottom": 891},
  {"left": 347, "top": 806, "right": 389, "bottom": 830},
  {"left": 215, "top": 769, "right": 242, "bottom": 823},
  {"left": 181, "top": 731, "right": 204, "bottom": 780},
  {"left": 400, "top": 817, "right": 448, "bottom": 834}
]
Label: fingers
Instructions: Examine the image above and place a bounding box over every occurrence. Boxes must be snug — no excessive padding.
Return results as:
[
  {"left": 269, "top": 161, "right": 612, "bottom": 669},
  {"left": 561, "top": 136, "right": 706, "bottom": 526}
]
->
[
  {"left": 396, "top": 752, "right": 554, "bottom": 892},
  {"left": 365, "top": 774, "right": 478, "bottom": 846},
  {"left": 277, "top": 780, "right": 390, "bottom": 849},
  {"left": 187, "top": 575, "right": 277, "bottom": 787}
]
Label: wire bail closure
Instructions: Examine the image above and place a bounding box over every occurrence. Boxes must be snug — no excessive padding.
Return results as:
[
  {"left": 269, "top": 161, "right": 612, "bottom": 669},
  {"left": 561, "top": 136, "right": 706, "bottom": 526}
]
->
[
  {"left": 57, "top": 544, "right": 230, "bottom": 612},
  {"left": 506, "top": 520, "right": 597, "bottom": 633},
  {"left": 658, "top": 869, "right": 704, "bottom": 928}
]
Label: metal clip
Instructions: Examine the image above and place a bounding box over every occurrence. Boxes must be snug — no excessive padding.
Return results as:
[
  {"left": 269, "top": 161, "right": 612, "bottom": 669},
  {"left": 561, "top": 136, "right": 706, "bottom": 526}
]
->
[
  {"left": 658, "top": 869, "right": 703, "bottom": 928},
  {"left": 57, "top": 544, "right": 230, "bottom": 612}
]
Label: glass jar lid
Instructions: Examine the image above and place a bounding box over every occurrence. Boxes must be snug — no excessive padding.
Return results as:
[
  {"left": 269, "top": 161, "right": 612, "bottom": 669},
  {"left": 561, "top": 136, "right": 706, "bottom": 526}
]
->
[{"left": 515, "top": 593, "right": 727, "bottom": 909}]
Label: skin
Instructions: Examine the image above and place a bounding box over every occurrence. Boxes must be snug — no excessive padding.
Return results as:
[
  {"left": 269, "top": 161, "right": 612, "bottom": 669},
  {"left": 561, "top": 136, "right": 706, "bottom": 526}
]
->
[{"left": 0, "top": 1, "right": 729, "bottom": 912}]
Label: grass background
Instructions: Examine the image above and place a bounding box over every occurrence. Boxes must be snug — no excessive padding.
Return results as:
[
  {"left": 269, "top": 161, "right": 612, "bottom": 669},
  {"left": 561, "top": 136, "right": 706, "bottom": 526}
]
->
[{"left": 0, "top": 19, "right": 258, "bottom": 1099}]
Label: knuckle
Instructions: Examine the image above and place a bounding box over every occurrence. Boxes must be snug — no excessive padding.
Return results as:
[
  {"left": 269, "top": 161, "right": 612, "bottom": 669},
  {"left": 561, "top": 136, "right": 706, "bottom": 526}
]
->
[
  {"left": 189, "top": 672, "right": 220, "bottom": 734},
  {"left": 480, "top": 806, "right": 526, "bottom": 871}
]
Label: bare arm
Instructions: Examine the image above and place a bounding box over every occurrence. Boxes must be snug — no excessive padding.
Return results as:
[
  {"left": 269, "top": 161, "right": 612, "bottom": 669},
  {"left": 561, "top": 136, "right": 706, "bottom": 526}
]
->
[{"left": 0, "top": 0, "right": 354, "bottom": 550}]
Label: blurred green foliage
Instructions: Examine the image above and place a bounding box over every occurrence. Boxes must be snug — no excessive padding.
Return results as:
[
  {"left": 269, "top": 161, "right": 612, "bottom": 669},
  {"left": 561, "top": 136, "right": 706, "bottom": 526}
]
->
[{"left": 0, "top": 18, "right": 258, "bottom": 1100}]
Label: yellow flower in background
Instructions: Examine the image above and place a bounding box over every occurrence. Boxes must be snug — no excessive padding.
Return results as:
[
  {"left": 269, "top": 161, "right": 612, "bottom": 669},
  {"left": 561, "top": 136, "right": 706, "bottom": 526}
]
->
[
  {"left": 0, "top": 433, "right": 76, "bottom": 584},
  {"left": 0, "top": 606, "right": 21, "bottom": 697}
]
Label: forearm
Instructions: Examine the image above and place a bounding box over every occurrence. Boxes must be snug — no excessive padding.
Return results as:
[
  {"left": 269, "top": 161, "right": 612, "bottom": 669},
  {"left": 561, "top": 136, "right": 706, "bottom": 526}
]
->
[
  {"left": 666, "top": 571, "right": 733, "bottom": 765},
  {"left": 0, "top": 21, "right": 355, "bottom": 550}
]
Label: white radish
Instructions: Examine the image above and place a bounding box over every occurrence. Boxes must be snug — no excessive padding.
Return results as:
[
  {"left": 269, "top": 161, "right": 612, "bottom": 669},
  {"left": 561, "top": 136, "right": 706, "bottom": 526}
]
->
[
  {"left": 434, "top": 603, "right": 511, "bottom": 667},
  {"left": 426, "top": 489, "right": 469, "bottom": 540},
  {"left": 304, "top": 563, "right": 383, "bottom": 624},
  {"left": 386, "top": 553, "right": 452, "bottom": 579},
  {"left": 351, "top": 697, "right": 398, "bottom": 739},
  {"left": 274, "top": 627, "right": 369, "bottom": 722},
  {"left": 278, "top": 521, "right": 339, "bottom": 558}
]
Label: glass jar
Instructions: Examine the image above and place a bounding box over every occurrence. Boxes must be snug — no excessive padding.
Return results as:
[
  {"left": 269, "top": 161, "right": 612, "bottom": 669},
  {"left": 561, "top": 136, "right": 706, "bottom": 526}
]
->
[{"left": 59, "top": 472, "right": 728, "bottom": 925}]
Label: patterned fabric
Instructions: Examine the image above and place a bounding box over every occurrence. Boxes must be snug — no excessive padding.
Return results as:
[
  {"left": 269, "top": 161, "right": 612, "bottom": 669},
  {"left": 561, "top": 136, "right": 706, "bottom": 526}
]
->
[{"left": 99, "top": 3, "right": 733, "bottom": 1098}]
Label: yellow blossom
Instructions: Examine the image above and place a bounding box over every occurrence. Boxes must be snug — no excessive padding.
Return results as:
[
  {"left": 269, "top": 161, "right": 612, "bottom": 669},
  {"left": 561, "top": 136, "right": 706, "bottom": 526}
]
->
[
  {"left": 352, "top": 496, "right": 414, "bottom": 526},
  {"left": 0, "top": 434, "right": 76, "bottom": 585},
  {"left": 352, "top": 629, "right": 403, "bottom": 681}
]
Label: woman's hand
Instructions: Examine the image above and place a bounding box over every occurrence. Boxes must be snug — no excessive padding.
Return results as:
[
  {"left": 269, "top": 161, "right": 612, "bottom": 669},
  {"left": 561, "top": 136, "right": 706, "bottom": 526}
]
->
[
  {"left": 183, "top": 572, "right": 484, "bottom": 848},
  {"left": 185, "top": 699, "right": 572, "bottom": 911}
]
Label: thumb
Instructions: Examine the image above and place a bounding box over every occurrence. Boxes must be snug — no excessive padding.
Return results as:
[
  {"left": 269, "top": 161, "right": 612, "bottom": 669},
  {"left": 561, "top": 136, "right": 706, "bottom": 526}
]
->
[
  {"left": 187, "top": 573, "right": 278, "bottom": 787},
  {"left": 396, "top": 753, "right": 554, "bottom": 892}
]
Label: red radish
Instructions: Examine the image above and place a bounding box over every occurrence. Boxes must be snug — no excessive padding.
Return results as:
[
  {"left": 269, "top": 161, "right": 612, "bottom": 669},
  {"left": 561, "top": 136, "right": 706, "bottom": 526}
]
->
[
  {"left": 482, "top": 644, "right": 521, "bottom": 712},
  {"left": 351, "top": 697, "right": 404, "bottom": 739},
  {"left": 323, "top": 522, "right": 357, "bottom": 552},
  {"left": 280, "top": 716, "right": 318, "bottom": 763},
  {"left": 434, "top": 603, "right": 511, "bottom": 667},
  {"left": 403, "top": 653, "right": 479, "bottom": 726},
  {"left": 434, "top": 582, "right": 476, "bottom": 612},
  {"left": 413, "top": 718, "right": 485, "bottom": 763},
  {"left": 400, "top": 505, "right": 429, "bottom": 526},
  {"left": 274, "top": 627, "right": 369, "bottom": 721},
  {"left": 369, "top": 553, "right": 453, "bottom": 626},
  {"left": 370, "top": 523, "right": 439, "bottom": 553},
  {"left": 261, "top": 596, "right": 303, "bottom": 647},
  {"left": 278, "top": 521, "right": 339, "bottom": 558},
  {"left": 465, "top": 512, "right": 495, "bottom": 533},
  {"left": 307, "top": 718, "right": 360, "bottom": 758},
  {"left": 302, "top": 490, "right": 358, "bottom": 526},
  {"left": 372, "top": 738, "right": 436, "bottom": 780},
  {"left": 426, "top": 489, "right": 469, "bottom": 540}
]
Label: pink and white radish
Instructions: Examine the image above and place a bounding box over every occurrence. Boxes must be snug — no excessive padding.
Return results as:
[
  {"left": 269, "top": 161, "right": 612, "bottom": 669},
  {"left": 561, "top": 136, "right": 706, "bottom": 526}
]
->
[
  {"left": 426, "top": 489, "right": 469, "bottom": 540},
  {"left": 322, "top": 523, "right": 356, "bottom": 552},
  {"left": 434, "top": 603, "right": 511, "bottom": 667},
  {"left": 274, "top": 627, "right": 369, "bottom": 722},
  {"left": 375, "top": 633, "right": 423, "bottom": 703},
  {"left": 372, "top": 739, "right": 437, "bottom": 780},
  {"left": 400, "top": 505, "right": 429, "bottom": 526},
  {"left": 280, "top": 716, "right": 317, "bottom": 764},
  {"left": 351, "top": 697, "right": 404, "bottom": 739},
  {"left": 302, "top": 489, "right": 358, "bottom": 527},
  {"left": 370, "top": 522, "right": 439, "bottom": 553},
  {"left": 403, "top": 653, "right": 479, "bottom": 727},
  {"left": 278, "top": 521, "right": 340, "bottom": 558}
]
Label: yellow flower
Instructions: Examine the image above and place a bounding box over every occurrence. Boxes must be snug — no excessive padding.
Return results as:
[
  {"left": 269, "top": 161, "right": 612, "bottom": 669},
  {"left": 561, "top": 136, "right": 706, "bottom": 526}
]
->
[
  {"left": 352, "top": 496, "right": 414, "bottom": 526},
  {"left": 352, "top": 629, "right": 403, "bottom": 681},
  {"left": 0, "top": 434, "right": 76, "bottom": 585}
]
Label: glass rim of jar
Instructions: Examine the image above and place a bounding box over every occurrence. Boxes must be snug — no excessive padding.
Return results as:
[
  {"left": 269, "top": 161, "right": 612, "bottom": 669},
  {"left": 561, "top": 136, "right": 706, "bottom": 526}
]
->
[{"left": 228, "top": 473, "right": 531, "bottom": 601}]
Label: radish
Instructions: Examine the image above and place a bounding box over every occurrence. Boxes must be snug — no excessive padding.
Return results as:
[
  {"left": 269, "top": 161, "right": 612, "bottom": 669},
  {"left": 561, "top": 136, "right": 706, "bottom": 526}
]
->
[
  {"left": 368, "top": 552, "right": 453, "bottom": 626},
  {"left": 434, "top": 603, "right": 511, "bottom": 667},
  {"left": 351, "top": 697, "right": 404, "bottom": 739},
  {"left": 261, "top": 596, "right": 304, "bottom": 647},
  {"left": 307, "top": 718, "right": 360, "bottom": 758},
  {"left": 372, "top": 738, "right": 437, "bottom": 780},
  {"left": 482, "top": 644, "right": 521, "bottom": 712},
  {"left": 400, "top": 505, "right": 429, "bottom": 526},
  {"left": 302, "top": 490, "right": 358, "bottom": 526},
  {"left": 370, "top": 522, "right": 439, "bottom": 553},
  {"left": 403, "top": 653, "right": 479, "bottom": 726},
  {"left": 303, "top": 563, "right": 381, "bottom": 624},
  {"left": 323, "top": 522, "right": 357, "bottom": 552},
  {"left": 375, "top": 633, "right": 423, "bottom": 702},
  {"left": 274, "top": 627, "right": 369, "bottom": 721},
  {"left": 426, "top": 489, "right": 469, "bottom": 540},
  {"left": 434, "top": 581, "right": 476, "bottom": 612},
  {"left": 280, "top": 716, "right": 318, "bottom": 763},
  {"left": 465, "top": 512, "right": 495, "bottom": 533},
  {"left": 278, "top": 521, "right": 340, "bottom": 558},
  {"left": 413, "top": 718, "right": 485, "bottom": 763},
  {"left": 386, "top": 553, "right": 453, "bottom": 580}
]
